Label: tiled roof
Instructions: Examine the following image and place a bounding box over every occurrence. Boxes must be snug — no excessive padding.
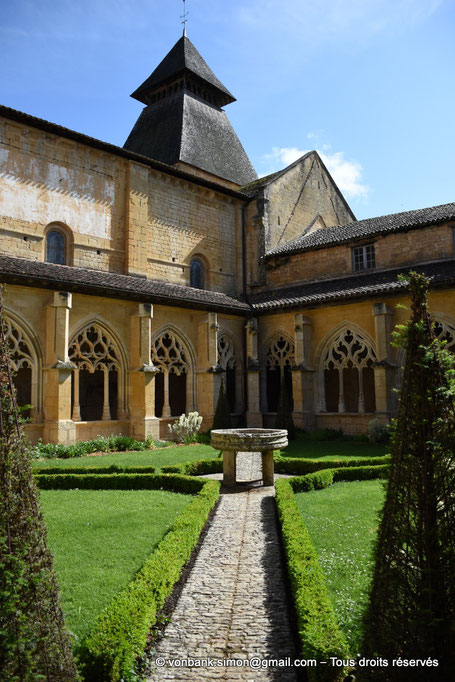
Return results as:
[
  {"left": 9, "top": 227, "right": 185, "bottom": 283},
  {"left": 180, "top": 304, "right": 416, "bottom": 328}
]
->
[
  {"left": 0, "top": 256, "right": 250, "bottom": 315},
  {"left": 250, "top": 260, "right": 455, "bottom": 311},
  {"left": 266, "top": 202, "right": 455, "bottom": 258},
  {"left": 131, "top": 35, "right": 235, "bottom": 107}
]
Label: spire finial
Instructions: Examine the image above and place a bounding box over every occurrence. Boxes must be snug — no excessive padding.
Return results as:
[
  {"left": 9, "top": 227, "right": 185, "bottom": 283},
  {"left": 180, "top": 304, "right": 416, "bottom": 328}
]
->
[{"left": 181, "top": 0, "right": 189, "bottom": 36}]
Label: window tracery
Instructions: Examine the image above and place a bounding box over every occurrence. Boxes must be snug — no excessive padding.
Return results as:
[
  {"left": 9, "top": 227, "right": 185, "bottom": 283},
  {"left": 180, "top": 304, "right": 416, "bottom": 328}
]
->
[
  {"left": 433, "top": 319, "right": 455, "bottom": 352},
  {"left": 320, "top": 327, "right": 376, "bottom": 413},
  {"left": 263, "top": 335, "right": 295, "bottom": 413},
  {"left": 152, "top": 331, "right": 192, "bottom": 417},
  {"left": 3, "top": 317, "right": 35, "bottom": 413},
  {"left": 218, "top": 334, "right": 240, "bottom": 413},
  {"left": 69, "top": 325, "right": 121, "bottom": 421}
]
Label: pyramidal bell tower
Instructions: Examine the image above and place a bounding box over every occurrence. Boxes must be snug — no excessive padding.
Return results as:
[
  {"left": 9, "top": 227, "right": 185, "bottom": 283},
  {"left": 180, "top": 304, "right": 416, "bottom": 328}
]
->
[{"left": 124, "top": 35, "right": 257, "bottom": 187}]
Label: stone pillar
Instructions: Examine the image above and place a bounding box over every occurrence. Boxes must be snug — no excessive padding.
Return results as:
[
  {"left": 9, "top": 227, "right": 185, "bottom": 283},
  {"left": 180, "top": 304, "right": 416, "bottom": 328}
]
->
[
  {"left": 245, "top": 318, "right": 262, "bottom": 427},
  {"left": 291, "top": 314, "right": 315, "bottom": 429},
  {"left": 43, "top": 291, "right": 76, "bottom": 444},
  {"left": 223, "top": 449, "right": 237, "bottom": 487},
  {"left": 197, "top": 313, "right": 221, "bottom": 429},
  {"left": 372, "top": 302, "right": 396, "bottom": 417},
  {"left": 129, "top": 303, "right": 160, "bottom": 441},
  {"left": 125, "top": 162, "right": 149, "bottom": 278},
  {"left": 261, "top": 449, "right": 274, "bottom": 486}
]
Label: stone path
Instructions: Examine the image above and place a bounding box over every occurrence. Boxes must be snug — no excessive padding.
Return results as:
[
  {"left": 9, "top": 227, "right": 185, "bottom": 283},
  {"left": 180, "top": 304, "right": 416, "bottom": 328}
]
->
[{"left": 146, "top": 453, "right": 299, "bottom": 681}]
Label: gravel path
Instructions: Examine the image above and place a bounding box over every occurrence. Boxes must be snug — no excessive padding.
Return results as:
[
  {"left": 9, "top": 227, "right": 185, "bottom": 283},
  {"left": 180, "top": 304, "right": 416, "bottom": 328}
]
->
[{"left": 146, "top": 453, "right": 298, "bottom": 681}]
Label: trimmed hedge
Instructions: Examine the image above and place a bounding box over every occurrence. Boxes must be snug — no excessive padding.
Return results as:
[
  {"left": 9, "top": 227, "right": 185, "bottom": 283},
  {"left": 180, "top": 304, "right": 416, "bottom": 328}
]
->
[
  {"left": 79, "top": 477, "right": 220, "bottom": 681},
  {"left": 161, "top": 457, "right": 223, "bottom": 476},
  {"left": 37, "top": 473, "right": 220, "bottom": 680},
  {"left": 35, "top": 472, "right": 205, "bottom": 494},
  {"left": 276, "top": 464, "right": 389, "bottom": 681},
  {"left": 275, "top": 478, "right": 348, "bottom": 681},
  {"left": 274, "top": 454, "right": 390, "bottom": 476},
  {"left": 33, "top": 464, "right": 156, "bottom": 476}
]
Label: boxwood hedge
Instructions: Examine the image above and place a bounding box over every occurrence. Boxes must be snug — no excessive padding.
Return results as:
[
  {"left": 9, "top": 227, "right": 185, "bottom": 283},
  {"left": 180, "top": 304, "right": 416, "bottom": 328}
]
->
[{"left": 35, "top": 473, "right": 220, "bottom": 681}]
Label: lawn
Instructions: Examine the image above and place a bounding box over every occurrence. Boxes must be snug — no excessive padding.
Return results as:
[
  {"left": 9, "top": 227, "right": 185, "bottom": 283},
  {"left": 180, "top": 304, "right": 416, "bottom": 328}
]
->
[
  {"left": 281, "top": 434, "right": 389, "bottom": 460},
  {"left": 295, "top": 479, "right": 386, "bottom": 653},
  {"left": 33, "top": 443, "right": 218, "bottom": 471},
  {"left": 40, "top": 488, "right": 191, "bottom": 643}
]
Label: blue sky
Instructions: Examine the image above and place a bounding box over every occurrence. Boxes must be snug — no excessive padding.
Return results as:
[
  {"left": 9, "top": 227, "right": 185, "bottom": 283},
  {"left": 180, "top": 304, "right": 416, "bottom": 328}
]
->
[{"left": 1, "top": 0, "right": 454, "bottom": 220}]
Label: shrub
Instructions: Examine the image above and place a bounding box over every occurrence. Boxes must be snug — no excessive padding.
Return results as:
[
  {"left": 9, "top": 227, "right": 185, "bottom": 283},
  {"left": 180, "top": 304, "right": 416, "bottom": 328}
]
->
[
  {"left": 168, "top": 411, "right": 203, "bottom": 444},
  {"left": 79, "top": 478, "right": 220, "bottom": 681},
  {"left": 361, "top": 273, "right": 455, "bottom": 681},
  {"left": 161, "top": 458, "right": 223, "bottom": 476},
  {"left": 275, "top": 478, "right": 348, "bottom": 681},
  {"left": 0, "top": 291, "right": 78, "bottom": 681},
  {"left": 274, "top": 454, "right": 391, "bottom": 476},
  {"left": 367, "top": 418, "right": 391, "bottom": 444},
  {"left": 212, "top": 377, "right": 232, "bottom": 430},
  {"left": 30, "top": 435, "right": 158, "bottom": 460}
]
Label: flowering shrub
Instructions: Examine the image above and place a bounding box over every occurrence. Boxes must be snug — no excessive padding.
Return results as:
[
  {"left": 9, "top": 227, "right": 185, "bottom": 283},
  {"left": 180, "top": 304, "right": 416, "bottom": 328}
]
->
[{"left": 168, "top": 412, "right": 203, "bottom": 444}]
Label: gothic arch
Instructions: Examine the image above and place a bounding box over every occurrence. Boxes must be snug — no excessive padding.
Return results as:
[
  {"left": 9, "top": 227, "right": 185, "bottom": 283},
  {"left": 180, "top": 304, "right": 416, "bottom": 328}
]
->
[
  {"left": 68, "top": 319, "right": 128, "bottom": 421},
  {"left": 2, "top": 308, "right": 43, "bottom": 420},
  {"left": 261, "top": 331, "right": 295, "bottom": 413},
  {"left": 151, "top": 325, "right": 196, "bottom": 418},
  {"left": 218, "top": 330, "right": 243, "bottom": 413},
  {"left": 316, "top": 322, "right": 377, "bottom": 414}
]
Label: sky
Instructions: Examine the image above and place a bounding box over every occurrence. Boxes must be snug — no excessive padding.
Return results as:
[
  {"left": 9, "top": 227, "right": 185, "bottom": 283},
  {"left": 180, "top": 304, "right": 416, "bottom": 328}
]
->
[{"left": 1, "top": 0, "right": 454, "bottom": 220}]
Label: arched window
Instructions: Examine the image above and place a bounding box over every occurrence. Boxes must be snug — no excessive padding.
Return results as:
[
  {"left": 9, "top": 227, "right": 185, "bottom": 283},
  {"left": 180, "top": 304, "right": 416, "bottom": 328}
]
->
[
  {"left": 69, "top": 325, "right": 123, "bottom": 421},
  {"left": 152, "top": 331, "right": 192, "bottom": 418},
  {"left": 46, "top": 229, "right": 66, "bottom": 265},
  {"left": 433, "top": 319, "right": 455, "bottom": 352},
  {"left": 190, "top": 258, "right": 204, "bottom": 289},
  {"left": 218, "top": 334, "right": 241, "bottom": 413},
  {"left": 320, "top": 327, "right": 376, "bottom": 413},
  {"left": 3, "top": 316, "right": 35, "bottom": 417},
  {"left": 263, "top": 335, "right": 295, "bottom": 412}
]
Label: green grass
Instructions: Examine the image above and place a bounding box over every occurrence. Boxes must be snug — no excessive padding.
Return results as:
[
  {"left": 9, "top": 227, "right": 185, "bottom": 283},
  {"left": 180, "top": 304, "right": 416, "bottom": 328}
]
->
[
  {"left": 33, "top": 443, "right": 218, "bottom": 471},
  {"left": 295, "top": 479, "right": 386, "bottom": 654},
  {"left": 40, "top": 488, "right": 191, "bottom": 643},
  {"left": 282, "top": 435, "right": 389, "bottom": 460}
]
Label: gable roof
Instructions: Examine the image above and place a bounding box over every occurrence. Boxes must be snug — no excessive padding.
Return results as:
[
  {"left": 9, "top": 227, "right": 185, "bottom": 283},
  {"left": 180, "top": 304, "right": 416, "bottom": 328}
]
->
[
  {"left": 266, "top": 201, "right": 455, "bottom": 259},
  {"left": 131, "top": 35, "right": 235, "bottom": 107}
]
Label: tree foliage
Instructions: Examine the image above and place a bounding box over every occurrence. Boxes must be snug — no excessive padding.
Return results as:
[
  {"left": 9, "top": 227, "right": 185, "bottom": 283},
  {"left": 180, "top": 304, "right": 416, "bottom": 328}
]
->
[
  {"left": 0, "top": 291, "right": 78, "bottom": 681},
  {"left": 212, "top": 377, "right": 232, "bottom": 430},
  {"left": 360, "top": 273, "right": 455, "bottom": 680}
]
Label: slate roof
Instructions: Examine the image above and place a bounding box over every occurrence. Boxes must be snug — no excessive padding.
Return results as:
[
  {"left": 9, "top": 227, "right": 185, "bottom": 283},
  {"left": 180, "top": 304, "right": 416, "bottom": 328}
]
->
[
  {"left": 250, "top": 260, "right": 455, "bottom": 311},
  {"left": 266, "top": 202, "right": 455, "bottom": 258},
  {"left": 0, "top": 105, "right": 249, "bottom": 201},
  {"left": 131, "top": 35, "right": 235, "bottom": 107},
  {"left": 124, "top": 90, "right": 257, "bottom": 186},
  {"left": 0, "top": 256, "right": 250, "bottom": 315}
]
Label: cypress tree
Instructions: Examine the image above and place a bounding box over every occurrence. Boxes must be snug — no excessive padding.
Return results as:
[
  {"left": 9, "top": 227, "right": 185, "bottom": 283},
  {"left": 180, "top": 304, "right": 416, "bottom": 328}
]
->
[
  {"left": 0, "top": 291, "right": 78, "bottom": 681},
  {"left": 275, "top": 378, "right": 296, "bottom": 440},
  {"left": 360, "top": 273, "right": 455, "bottom": 680},
  {"left": 212, "top": 377, "right": 232, "bottom": 430}
]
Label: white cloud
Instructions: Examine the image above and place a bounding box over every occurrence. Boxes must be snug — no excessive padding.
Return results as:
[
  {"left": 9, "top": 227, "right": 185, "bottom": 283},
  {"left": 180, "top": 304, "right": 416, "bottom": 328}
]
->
[{"left": 263, "top": 146, "right": 369, "bottom": 199}]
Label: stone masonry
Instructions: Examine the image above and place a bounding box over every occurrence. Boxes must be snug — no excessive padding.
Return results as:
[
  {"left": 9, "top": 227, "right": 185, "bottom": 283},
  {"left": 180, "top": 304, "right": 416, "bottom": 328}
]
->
[{"left": 146, "top": 453, "right": 298, "bottom": 681}]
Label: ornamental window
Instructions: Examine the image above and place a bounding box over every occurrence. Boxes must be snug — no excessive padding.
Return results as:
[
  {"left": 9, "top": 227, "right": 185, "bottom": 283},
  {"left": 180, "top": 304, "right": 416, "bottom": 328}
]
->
[
  {"left": 218, "top": 334, "right": 241, "bottom": 413},
  {"left": 320, "top": 327, "right": 376, "bottom": 413},
  {"left": 3, "top": 316, "right": 35, "bottom": 417},
  {"left": 152, "top": 331, "right": 192, "bottom": 418},
  {"left": 263, "top": 335, "right": 295, "bottom": 413},
  {"left": 69, "top": 325, "right": 122, "bottom": 421},
  {"left": 352, "top": 244, "right": 375, "bottom": 272}
]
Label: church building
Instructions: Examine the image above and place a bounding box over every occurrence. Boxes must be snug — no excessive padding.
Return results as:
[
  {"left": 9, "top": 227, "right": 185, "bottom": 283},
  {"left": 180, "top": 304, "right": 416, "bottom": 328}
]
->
[{"left": 1, "top": 34, "right": 455, "bottom": 443}]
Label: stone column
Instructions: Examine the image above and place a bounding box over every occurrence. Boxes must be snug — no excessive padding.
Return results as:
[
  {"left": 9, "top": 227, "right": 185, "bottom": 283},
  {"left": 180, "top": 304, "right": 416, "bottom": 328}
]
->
[
  {"left": 245, "top": 318, "right": 262, "bottom": 427},
  {"left": 372, "top": 302, "right": 396, "bottom": 417},
  {"left": 291, "top": 314, "right": 315, "bottom": 429},
  {"left": 129, "top": 303, "right": 160, "bottom": 441},
  {"left": 43, "top": 291, "right": 76, "bottom": 444},
  {"left": 261, "top": 449, "right": 274, "bottom": 486},
  {"left": 197, "top": 313, "right": 220, "bottom": 429},
  {"left": 223, "top": 449, "right": 237, "bottom": 487}
]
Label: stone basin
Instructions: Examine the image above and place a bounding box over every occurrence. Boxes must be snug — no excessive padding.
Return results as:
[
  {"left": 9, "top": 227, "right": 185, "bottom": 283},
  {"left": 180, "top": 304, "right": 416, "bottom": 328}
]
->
[{"left": 211, "top": 428, "right": 288, "bottom": 487}]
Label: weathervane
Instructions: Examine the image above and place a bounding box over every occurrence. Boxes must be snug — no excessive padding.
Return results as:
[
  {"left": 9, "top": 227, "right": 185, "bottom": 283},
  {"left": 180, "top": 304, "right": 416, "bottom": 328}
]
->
[{"left": 181, "top": 0, "right": 189, "bottom": 36}]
